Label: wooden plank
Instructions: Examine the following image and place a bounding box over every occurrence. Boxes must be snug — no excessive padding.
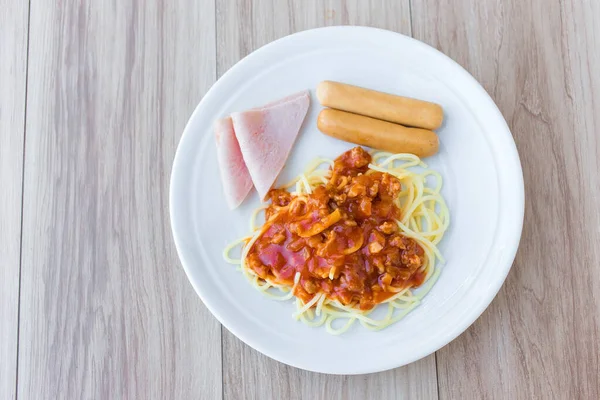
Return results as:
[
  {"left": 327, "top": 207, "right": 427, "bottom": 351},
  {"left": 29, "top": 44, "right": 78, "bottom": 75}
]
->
[
  {"left": 412, "top": 0, "right": 600, "bottom": 398},
  {"left": 217, "top": 0, "right": 411, "bottom": 74},
  {"left": 18, "top": 1, "right": 221, "bottom": 398},
  {"left": 224, "top": 339, "right": 438, "bottom": 400},
  {"left": 0, "top": 0, "right": 28, "bottom": 399},
  {"left": 217, "top": 1, "right": 437, "bottom": 399}
]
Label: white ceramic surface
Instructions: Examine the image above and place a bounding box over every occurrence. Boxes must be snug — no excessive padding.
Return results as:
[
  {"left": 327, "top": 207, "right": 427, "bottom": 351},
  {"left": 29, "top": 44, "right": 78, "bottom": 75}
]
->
[{"left": 170, "top": 26, "right": 524, "bottom": 374}]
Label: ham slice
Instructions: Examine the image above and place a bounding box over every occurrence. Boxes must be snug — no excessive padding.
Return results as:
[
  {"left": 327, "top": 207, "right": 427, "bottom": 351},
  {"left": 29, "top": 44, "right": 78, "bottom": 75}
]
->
[
  {"left": 260, "top": 91, "right": 307, "bottom": 109},
  {"left": 232, "top": 90, "right": 310, "bottom": 200},
  {"left": 214, "top": 117, "right": 253, "bottom": 209}
]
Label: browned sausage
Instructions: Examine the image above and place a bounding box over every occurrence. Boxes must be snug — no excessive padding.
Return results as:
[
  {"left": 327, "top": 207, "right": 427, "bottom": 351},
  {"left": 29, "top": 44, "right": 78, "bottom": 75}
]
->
[
  {"left": 317, "top": 109, "right": 439, "bottom": 158},
  {"left": 316, "top": 81, "right": 444, "bottom": 130}
]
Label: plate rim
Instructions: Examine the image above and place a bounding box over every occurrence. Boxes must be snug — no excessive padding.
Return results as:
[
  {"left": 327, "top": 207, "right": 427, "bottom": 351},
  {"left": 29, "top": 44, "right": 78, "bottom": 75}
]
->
[{"left": 170, "top": 25, "right": 525, "bottom": 375}]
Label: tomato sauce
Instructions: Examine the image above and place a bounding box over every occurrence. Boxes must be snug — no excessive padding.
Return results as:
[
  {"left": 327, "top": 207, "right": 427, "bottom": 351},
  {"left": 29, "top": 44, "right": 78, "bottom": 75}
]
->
[{"left": 246, "top": 147, "right": 425, "bottom": 310}]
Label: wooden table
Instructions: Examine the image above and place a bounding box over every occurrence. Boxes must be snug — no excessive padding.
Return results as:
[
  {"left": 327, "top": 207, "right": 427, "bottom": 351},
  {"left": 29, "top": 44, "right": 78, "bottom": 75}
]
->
[{"left": 2, "top": 1, "right": 599, "bottom": 398}]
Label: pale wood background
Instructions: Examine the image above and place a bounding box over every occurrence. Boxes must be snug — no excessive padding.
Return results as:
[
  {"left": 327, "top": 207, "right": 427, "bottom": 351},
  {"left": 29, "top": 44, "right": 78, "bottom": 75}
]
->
[{"left": 2, "top": 0, "right": 598, "bottom": 399}]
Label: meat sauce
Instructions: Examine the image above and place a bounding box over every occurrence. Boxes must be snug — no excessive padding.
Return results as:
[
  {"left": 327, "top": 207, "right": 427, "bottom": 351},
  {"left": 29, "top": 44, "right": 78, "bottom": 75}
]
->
[{"left": 246, "top": 147, "right": 425, "bottom": 310}]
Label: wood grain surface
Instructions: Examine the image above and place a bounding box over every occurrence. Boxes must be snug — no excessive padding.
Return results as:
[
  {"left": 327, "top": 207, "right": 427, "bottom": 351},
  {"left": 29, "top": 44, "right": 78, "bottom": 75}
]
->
[
  {"left": 412, "top": 0, "right": 600, "bottom": 398},
  {"left": 17, "top": 1, "right": 221, "bottom": 399},
  {"left": 3, "top": 0, "right": 599, "bottom": 399},
  {"left": 0, "top": 1, "right": 28, "bottom": 399}
]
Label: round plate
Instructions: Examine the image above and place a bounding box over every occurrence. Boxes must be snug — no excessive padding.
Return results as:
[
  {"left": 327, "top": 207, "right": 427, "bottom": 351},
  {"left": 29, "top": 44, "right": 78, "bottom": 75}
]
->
[{"left": 170, "top": 26, "right": 524, "bottom": 374}]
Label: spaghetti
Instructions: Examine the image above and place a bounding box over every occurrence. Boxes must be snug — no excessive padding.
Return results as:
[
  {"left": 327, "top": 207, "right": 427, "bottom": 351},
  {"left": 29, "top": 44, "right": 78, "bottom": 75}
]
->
[{"left": 223, "top": 147, "right": 449, "bottom": 334}]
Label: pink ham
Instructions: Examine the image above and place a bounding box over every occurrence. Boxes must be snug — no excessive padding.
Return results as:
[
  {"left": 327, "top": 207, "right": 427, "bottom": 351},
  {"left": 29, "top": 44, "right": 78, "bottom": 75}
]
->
[
  {"left": 259, "top": 91, "right": 307, "bottom": 109},
  {"left": 232, "top": 90, "right": 310, "bottom": 200},
  {"left": 214, "top": 117, "right": 253, "bottom": 209}
]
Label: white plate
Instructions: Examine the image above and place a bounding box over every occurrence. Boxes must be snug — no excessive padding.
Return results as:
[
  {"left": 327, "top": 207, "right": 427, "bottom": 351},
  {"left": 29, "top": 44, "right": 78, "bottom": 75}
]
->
[{"left": 170, "top": 26, "right": 524, "bottom": 374}]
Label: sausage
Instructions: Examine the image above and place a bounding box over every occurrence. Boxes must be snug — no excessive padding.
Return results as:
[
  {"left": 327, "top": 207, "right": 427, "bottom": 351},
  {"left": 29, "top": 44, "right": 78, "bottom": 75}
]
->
[
  {"left": 316, "top": 81, "right": 443, "bottom": 130},
  {"left": 317, "top": 109, "right": 439, "bottom": 158}
]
